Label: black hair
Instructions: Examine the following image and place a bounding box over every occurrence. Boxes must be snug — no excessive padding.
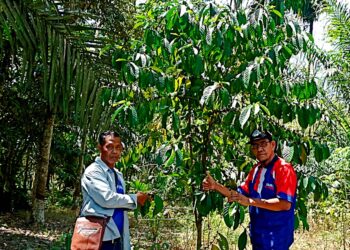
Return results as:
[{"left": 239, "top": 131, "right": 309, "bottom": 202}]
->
[{"left": 98, "top": 131, "right": 120, "bottom": 146}]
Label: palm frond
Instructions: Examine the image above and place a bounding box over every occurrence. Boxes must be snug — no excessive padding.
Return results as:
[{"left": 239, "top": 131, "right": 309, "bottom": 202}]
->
[{"left": 325, "top": 0, "right": 350, "bottom": 52}]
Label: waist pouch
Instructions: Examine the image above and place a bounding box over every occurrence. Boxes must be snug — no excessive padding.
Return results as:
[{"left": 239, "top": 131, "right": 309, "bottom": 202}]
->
[{"left": 71, "top": 216, "right": 109, "bottom": 250}]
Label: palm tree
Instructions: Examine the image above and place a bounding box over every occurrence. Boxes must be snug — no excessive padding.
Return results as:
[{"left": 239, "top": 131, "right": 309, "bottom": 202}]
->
[
  {"left": 0, "top": 0, "right": 136, "bottom": 223},
  {"left": 322, "top": 0, "right": 350, "bottom": 140}
]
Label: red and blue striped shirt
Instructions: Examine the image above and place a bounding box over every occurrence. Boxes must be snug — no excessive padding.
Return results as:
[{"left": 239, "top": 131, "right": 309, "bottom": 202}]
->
[{"left": 238, "top": 155, "right": 297, "bottom": 250}]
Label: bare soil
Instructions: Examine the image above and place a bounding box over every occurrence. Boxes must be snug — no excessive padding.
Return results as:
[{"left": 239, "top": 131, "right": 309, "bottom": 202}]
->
[{"left": 0, "top": 210, "right": 75, "bottom": 250}]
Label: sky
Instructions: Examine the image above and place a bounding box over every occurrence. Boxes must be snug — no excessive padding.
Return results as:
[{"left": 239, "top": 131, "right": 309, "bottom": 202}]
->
[{"left": 313, "top": 13, "right": 333, "bottom": 51}]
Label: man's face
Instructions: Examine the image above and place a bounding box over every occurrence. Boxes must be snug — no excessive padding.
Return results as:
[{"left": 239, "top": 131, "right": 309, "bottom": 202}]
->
[
  {"left": 251, "top": 139, "right": 275, "bottom": 163},
  {"left": 98, "top": 135, "right": 123, "bottom": 168}
]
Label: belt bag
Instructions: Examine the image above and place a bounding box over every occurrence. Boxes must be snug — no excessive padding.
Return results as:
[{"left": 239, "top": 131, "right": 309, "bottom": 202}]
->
[{"left": 71, "top": 216, "right": 108, "bottom": 250}]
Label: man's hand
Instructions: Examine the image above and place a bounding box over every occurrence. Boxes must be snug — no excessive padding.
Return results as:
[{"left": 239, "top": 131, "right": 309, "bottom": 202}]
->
[
  {"left": 136, "top": 192, "right": 149, "bottom": 206},
  {"left": 228, "top": 192, "right": 291, "bottom": 210},
  {"left": 228, "top": 191, "right": 250, "bottom": 206},
  {"left": 202, "top": 172, "right": 217, "bottom": 191}
]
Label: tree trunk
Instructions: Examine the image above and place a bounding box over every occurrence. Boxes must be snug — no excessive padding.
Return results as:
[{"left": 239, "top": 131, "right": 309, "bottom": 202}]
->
[
  {"left": 0, "top": 147, "right": 17, "bottom": 212},
  {"left": 23, "top": 151, "right": 30, "bottom": 190},
  {"left": 71, "top": 133, "right": 87, "bottom": 212},
  {"left": 196, "top": 121, "right": 212, "bottom": 250},
  {"left": 32, "top": 112, "right": 55, "bottom": 224},
  {"left": 195, "top": 209, "right": 203, "bottom": 250},
  {"left": 309, "top": 19, "right": 314, "bottom": 35},
  {"left": 0, "top": 39, "right": 11, "bottom": 83}
]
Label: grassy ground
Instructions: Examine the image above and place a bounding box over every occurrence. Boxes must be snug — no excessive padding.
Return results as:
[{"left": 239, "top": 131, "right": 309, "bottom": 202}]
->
[
  {"left": 291, "top": 210, "right": 349, "bottom": 250},
  {"left": 130, "top": 208, "right": 349, "bottom": 250},
  {"left": 0, "top": 208, "right": 348, "bottom": 249}
]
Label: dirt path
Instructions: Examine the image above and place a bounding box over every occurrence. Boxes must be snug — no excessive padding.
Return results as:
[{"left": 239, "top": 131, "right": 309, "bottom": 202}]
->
[{"left": 0, "top": 211, "right": 75, "bottom": 250}]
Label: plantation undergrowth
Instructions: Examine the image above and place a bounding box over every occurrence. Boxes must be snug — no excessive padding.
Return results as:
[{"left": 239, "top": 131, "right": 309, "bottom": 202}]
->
[{"left": 1, "top": 207, "right": 347, "bottom": 250}]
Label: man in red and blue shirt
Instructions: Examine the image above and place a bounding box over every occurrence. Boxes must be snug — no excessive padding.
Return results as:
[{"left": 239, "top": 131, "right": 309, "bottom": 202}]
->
[{"left": 203, "top": 129, "right": 297, "bottom": 250}]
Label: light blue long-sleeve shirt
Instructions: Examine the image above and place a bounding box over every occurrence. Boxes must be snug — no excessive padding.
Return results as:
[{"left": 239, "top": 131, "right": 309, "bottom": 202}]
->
[{"left": 81, "top": 157, "right": 137, "bottom": 250}]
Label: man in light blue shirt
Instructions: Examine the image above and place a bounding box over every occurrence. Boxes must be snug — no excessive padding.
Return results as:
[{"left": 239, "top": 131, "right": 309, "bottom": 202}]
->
[{"left": 81, "top": 131, "right": 149, "bottom": 250}]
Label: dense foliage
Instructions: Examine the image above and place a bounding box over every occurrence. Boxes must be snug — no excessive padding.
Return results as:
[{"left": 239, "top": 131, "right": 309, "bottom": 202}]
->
[
  {"left": 1, "top": 0, "right": 350, "bottom": 249},
  {"left": 107, "top": 0, "right": 333, "bottom": 248}
]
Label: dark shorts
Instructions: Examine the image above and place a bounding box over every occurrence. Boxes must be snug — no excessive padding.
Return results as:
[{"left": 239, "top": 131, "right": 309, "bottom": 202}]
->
[{"left": 101, "top": 238, "right": 122, "bottom": 250}]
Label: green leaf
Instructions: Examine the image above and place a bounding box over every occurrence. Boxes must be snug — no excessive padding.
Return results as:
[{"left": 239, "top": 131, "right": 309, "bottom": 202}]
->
[
  {"left": 303, "top": 176, "right": 308, "bottom": 189},
  {"left": 153, "top": 195, "right": 164, "bottom": 217},
  {"left": 242, "top": 66, "right": 251, "bottom": 87},
  {"left": 292, "top": 84, "right": 302, "bottom": 99},
  {"left": 194, "top": 55, "right": 204, "bottom": 76},
  {"left": 239, "top": 205, "right": 245, "bottom": 224},
  {"left": 322, "top": 144, "right": 330, "bottom": 160},
  {"left": 150, "top": 66, "right": 163, "bottom": 74},
  {"left": 175, "top": 148, "right": 183, "bottom": 166},
  {"left": 129, "top": 62, "right": 139, "bottom": 78},
  {"left": 294, "top": 213, "right": 300, "bottom": 229},
  {"left": 253, "top": 103, "right": 260, "bottom": 115},
  {"left": 111, "top": 105, "right": 125, "bottom": 123},
  {"left": 150, "top": 243, "right": 160, "bottom": 250},
  {"left": 259, "top": 103, "right": 270, "bottom": 116},
  {"left": 200, "top": 83, "right": 219, "bottom": 106},
  {"left": 223, "top": 203, "right": 233, "bottom": 228},
  {"left": 237, "top": 11, "right": 247, "bottom": 25},
  {"left": 164, "top": 149, "right": 176, "bottom": 168},
  {"left": 297, "top": 107, "right": 308, "bottom": 129},
  {"left": 300, "top": 143, "right": 307, "bottom": 165},
  {"left": 206, "top": 27, "right": 214, "bottom": 45},
  {"left": 293, "top": 144, "right": 302, "bottom": 165},
  {"left": 239, "top": 105, "right": 252, "bottom": 128},
  {"left": 298, "top": 199, "right": 307, "bottom": 218},
  {"left": 133, "top": 22, "right": 144, "bottom": 29},
  {"left": 218, "top": 232, "right": 229, "bottom": 250},
  {"left": 166, "top": 7, "right": 177, "bottom": 30},
  {"left": 129, "top": 106, "right": 138, "bottom": 127},
  {"left": 300, "top": 215, "right": 310, "bottom": 230},
  {"left": 271, "top": 9, "right": 282, "bottom": 18},
  {"left": 314, "top": 143, "right": 323, "bottom": 163},
  {"left": 115, "top": 58, "right": 128, "bottom": 62},
  {"left": 308, "top": 80, "right": 317, "bottom": 98},
  {"left": 140, "top": 199, "right": 151, "bottom": 217},
  {"left": 140, "top": 54, "right": 147, "bottom": 67},
  {"left": 286, "top": 22, "right": 295, "bottom": 37},
  {"left": 282, "top": 45, "right": 293, "bottom": 59},
  {"left": 211, "top": 244, "right": 220, "bottom": 250},
  {"left": 145, "top": 30, "right": 153, "bottom": 46},
  {"left": 238, "top": 229, "right": 247, "bottom": 250},
  {"left": 196, "top": 193, "right": 212, "bottom": 217},
  {"left": 282, "top": 142, "right": 294, "bottom": 163},
  {"left": 321, "top": 182, "right": 329, "bottom": 199},
  {"left": 219, "top": 87, "right": 230, "bottom": 107},
  {"left": 172, "top": 112, "right": 180, "bottom": 133},
  {"left": 233, "top": 204, "right": 241, "bottom": 230},
  {"left": 313, "top": 181, "right": 321, "bottom": 202},
  {"left": 223, "top": 111, "right": 235, "bottom": 126},
  {"left": 308, "top": 107, "right": 317, "bottom": 126}
]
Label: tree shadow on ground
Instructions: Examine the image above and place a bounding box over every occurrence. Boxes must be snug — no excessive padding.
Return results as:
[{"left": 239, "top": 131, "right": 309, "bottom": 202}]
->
[{"left": 0, "top": 210, "right": 75, "bottom": 250}]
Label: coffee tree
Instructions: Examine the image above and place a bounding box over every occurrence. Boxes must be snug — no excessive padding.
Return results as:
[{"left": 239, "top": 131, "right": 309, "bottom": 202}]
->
[{"left": 109, "top": 0, "right": 330, "bottom": 248}]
